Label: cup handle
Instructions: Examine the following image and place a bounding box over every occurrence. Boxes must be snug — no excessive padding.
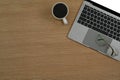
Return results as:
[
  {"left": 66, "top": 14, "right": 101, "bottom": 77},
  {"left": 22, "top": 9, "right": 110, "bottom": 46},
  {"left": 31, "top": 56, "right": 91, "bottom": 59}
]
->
[{"left": 62, "top": 18, "right": 68, "bottom": 25}]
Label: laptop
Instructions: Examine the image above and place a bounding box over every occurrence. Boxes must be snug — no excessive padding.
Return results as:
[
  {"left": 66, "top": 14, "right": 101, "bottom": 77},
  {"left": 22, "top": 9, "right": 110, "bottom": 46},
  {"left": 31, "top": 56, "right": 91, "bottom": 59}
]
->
[{"left": 68, "top": 0, "right": 120, "bottom": 61}]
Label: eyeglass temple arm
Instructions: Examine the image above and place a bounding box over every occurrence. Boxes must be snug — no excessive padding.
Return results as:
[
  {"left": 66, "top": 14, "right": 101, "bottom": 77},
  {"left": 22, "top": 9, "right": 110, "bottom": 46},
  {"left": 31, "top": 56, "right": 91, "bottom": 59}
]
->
[{"left": 97, "top": 36, "right": 115, "bottom": 56}]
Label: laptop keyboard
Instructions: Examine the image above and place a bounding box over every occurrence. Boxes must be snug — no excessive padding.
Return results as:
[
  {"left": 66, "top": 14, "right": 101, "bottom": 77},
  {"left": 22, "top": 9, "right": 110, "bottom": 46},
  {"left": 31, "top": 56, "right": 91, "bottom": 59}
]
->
[{"left": 78, "top": 5, "right": 120, "bottom": 41}]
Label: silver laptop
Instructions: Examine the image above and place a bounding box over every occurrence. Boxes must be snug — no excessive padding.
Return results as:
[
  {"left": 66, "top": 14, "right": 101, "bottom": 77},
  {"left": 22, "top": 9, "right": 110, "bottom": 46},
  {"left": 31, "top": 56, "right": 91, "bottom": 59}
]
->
[{"left": 68, "top": 0, "right": 120, "bottom": 61}]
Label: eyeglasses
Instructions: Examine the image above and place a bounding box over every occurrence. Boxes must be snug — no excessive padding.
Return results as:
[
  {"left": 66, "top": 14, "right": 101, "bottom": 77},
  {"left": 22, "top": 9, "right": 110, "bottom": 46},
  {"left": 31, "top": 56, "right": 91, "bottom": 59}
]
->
[{"left": 96, "top": 34, "right": 118, "bottom": 56}]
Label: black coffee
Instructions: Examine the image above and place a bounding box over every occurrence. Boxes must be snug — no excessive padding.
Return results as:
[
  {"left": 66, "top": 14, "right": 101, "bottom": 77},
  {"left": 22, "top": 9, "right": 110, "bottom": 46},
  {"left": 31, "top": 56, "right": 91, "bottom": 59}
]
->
[{"left": 53, "top": 3, "right": 68, "bottom": 18}]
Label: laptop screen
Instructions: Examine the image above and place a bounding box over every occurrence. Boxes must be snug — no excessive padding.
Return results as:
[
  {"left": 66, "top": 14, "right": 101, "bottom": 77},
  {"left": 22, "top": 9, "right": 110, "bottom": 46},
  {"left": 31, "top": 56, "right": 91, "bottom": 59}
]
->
[{"left": 92, "top": 0, "right": 120, "bottom": 13}]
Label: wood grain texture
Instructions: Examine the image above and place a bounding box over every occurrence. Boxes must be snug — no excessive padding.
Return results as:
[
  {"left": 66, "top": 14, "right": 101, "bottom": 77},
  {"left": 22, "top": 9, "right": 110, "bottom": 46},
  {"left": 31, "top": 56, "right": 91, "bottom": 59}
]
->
[{"left": 0, "top": 0, "right": 120, "bottom": 80}]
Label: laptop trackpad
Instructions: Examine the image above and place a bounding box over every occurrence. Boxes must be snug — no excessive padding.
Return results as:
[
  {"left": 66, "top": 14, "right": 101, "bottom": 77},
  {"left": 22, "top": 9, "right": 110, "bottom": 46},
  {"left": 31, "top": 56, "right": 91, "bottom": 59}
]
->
[{"left": 83, "top": 29, "right": 112, "bottom": 53}]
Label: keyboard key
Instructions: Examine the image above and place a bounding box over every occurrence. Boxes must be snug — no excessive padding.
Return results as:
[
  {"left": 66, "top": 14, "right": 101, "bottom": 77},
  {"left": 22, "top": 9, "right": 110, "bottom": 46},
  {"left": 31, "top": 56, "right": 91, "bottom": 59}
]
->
[
  {"left": 90, "top": 22, "right": 94, "bottom": 25},
  {"left": 87, "top": 20, "right": 90, "bottom": 23},
  {"left": 107, "top": 29, "right": 110, "bottom": 32},
  {"left": 88, "top": 24, "right": 92, "bottom": 28},
  {"left": 109, "top": 34, "right": 112, "bottom": 37}
]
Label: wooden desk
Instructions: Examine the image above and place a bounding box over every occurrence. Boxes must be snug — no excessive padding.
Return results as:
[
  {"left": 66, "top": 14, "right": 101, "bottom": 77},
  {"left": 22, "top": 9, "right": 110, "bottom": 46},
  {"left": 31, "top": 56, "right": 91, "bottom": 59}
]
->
[{"left": 0, "top": 0, "right": 120, "bottom": 80}]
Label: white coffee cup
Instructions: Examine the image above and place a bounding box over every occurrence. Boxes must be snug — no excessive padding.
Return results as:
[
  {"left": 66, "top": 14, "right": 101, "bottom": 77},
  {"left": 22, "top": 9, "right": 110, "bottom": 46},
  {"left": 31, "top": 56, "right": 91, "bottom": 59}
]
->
[{"left": 52, "top": 2, "right": 69, "bottom": 24}]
